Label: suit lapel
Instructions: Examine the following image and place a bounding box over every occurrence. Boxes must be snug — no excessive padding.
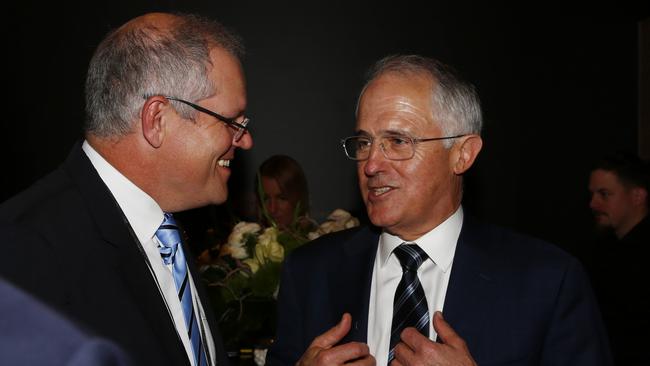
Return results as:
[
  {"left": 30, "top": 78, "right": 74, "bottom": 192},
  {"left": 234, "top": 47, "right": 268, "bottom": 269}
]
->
[
  {"left": 336, "top": 226, "right": 380, "bottom": 344},
  {"left": 441, "top": 217, "right": 495, "bottom": 347},
  {"left": 61, "top": 143, "right": 188, "bottom": 362}
]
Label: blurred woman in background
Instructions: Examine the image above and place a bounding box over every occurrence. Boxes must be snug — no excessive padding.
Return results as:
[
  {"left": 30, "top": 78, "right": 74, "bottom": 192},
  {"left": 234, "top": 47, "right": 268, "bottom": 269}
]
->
[{"left": 257, "top": 155, "right": 313, "bottom": 230}]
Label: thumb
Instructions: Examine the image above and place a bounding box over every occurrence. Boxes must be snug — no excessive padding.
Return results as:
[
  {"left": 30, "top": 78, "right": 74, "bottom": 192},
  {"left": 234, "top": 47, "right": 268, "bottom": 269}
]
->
[
  {"left": 432, "top": 311, "right": 462, "bottom": 346},
  {"left": 311, "top": 313, "right": 352, "bottom": 349}
]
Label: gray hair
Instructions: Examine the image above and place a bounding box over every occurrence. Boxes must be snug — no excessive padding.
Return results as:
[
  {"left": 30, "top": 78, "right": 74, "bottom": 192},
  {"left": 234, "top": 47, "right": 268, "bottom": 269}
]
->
[
  {"left": 84, "top": 13, "right": 244, "bottom": 137},
  {"left": 357, "top": 55, "right": 482, "bottom": 148}
]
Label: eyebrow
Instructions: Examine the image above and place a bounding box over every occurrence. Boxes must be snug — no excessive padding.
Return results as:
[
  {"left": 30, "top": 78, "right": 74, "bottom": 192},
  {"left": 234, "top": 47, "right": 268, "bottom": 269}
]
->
[
  {"left": 354, "top": 130, "right": 370, "bottom": 137},
  {"left": 354, "top": 129, "right": 412, "bottom": 137}
]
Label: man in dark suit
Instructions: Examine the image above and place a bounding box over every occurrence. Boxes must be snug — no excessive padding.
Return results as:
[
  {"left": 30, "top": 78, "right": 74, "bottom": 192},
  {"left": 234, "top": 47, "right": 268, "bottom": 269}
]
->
[
  {"left": 267, "top": 55, "right": 612, "bottom": 366},
  {"left": 586, "top": 152, "right": 649, "bottom": 365},
  {"left": 0, "top": 12, "right": 252, "bottom": 366},
  {"left": 0, "top": 276, "right": 132, "bottom": 366}
]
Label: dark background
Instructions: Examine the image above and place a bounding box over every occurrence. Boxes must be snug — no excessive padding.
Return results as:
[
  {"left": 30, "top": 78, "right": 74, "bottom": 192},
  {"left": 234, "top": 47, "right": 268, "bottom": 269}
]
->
[{"left": 3, "top": 2, "right": 648, "bottom": 257}]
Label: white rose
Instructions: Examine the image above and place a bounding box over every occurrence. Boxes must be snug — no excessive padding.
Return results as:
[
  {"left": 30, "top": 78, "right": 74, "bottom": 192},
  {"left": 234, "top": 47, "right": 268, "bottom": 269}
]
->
[
  {"left": 219, "top": 240, "right": 249, "bottom": 259},
  {"left": 257, "top": 227, "right": 278, "bottom": 247},
  {"left": 318, "top": 220, "right": 342, "bottom": 234},
  {"left": 327, "top": 209, "right": 352, "bottom": 222},
  {"left": 266, "top": 240, "right": 285, "bottom": 263},
  {"left": 255, "top": 227, "right": 285, "bottom": 264},
  {"left": 229, "top": 244, "right": 249, "bottom": 259},
  {"left": 228, "top": 222, "right": 262, "bottom": 246},
  {"left": 221, "top": 222, "right": 261, "bottom": 259},
  {"left": 344, "top": 217, "right": 360, "bottom": 229},
  {"left": 307, "top": 209, "right": 359, "bottom": 240}
]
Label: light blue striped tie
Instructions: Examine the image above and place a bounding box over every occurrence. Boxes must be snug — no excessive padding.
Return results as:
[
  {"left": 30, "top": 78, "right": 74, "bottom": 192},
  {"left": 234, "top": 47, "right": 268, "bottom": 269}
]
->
[
  {"left": 156, "top": 213, "right": 208, "bottom": 366},
  {"left": 388, "top": 243, "right": 429, "bottom": 364}
]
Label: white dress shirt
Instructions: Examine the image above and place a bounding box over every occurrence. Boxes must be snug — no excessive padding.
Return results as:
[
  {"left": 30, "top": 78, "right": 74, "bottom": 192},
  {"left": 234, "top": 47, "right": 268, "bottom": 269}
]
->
[
  {"left": 367, "top": 206, "right": 463, "bottom": 366},
  {"left": 82, "top": 141, "right": 215, "bottom": 366}
]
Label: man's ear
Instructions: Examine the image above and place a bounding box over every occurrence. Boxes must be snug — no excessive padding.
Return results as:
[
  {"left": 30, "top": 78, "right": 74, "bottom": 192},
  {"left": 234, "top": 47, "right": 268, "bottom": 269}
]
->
[
  {"left": 631, "top": 187, "right": 648, "bottom": 206},
  {"left": 451, "top": 134, "right": 483, "bottom": 175},
  {"left": 141, "top": 96, "right": 169, "bottom": 148}
]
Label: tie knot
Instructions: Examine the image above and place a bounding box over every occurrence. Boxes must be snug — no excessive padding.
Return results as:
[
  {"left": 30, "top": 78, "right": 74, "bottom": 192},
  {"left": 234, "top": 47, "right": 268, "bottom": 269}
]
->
[
  {"left": 156, "top": 213, "right": 182, "bottom": 265},
  {"left": 161, "top": 212, "right": 178, "bottom": 228},
  {"left": 393, "top": 243, "right": 428, "bottom": 272}
]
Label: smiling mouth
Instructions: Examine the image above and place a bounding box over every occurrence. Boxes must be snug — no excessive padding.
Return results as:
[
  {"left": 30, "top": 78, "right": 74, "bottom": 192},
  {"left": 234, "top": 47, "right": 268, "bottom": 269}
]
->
[
  {"left": 217, "top": 159, "right": 231, "bottom": 167},
  {"left": 371, "top": 186, "right": 392, "bottom": 195}
]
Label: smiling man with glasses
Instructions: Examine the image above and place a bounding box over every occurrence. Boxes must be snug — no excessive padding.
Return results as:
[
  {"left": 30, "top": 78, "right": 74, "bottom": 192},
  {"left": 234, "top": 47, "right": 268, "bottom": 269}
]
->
[
  {"left": 1, "top": 12, "right": 252, "bottom": 366},
  {"left": 268, "top": 55, "right": 612, "bottom": 366}
]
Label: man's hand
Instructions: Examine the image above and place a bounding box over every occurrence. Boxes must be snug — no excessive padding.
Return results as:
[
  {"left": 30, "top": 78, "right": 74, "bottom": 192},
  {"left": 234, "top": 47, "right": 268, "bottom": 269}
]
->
[
  {"left": 297, "top": 313, "right": 376, "bottom": 366},
  {"left": 391, "top": 311, "right": 476, "bottom": 366}
]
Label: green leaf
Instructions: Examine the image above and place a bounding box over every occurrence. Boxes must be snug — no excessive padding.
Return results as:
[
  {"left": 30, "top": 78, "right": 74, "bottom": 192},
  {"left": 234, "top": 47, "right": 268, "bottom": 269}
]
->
[
  {"left": 250, "top": 261, "right": 281, "bottom": 297},
  {"left": 277, "top": 231, "right": 308, "bottom": 255}
]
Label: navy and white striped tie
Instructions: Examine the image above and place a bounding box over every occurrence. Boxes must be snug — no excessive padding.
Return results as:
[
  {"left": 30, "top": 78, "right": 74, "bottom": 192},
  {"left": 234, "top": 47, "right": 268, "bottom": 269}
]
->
[
  {"left": 156, "top": 213, "right": 208, "bottom": 366},
  {"left": 388, "top": 243, "right": 430, "bottom": 364}
]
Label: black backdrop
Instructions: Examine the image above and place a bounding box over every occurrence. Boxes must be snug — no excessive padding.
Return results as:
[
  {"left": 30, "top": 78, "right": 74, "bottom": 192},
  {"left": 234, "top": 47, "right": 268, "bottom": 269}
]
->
[{"left": 3, "top": 2, "right": 648, "bottom": 256}]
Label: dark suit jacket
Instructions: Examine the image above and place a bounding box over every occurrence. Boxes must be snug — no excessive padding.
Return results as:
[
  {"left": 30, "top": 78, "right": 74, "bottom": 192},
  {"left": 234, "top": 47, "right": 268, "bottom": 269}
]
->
[
  {"left": 0, "top": 143, "right": 229, "bottom": 366},
  {"left": 267, "top": 217, "right": 612, "bottom": 366},
  {"left": 0, "top": 277, "right": 133, "bottom": 366},
  {"left": 583, "top": 215, "right": 650, "bottom": 365}
]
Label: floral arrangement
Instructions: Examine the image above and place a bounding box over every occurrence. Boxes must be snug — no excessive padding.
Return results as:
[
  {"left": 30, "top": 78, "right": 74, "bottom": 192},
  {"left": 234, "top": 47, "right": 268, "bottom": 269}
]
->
[{"left": 200, "top": 208, "right": 360, "bottom": 354}]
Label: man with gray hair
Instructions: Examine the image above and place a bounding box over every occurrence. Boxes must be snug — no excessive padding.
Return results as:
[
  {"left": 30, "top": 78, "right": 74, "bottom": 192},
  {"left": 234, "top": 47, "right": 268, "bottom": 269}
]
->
[
  {"left": 1, "top": 12, "right": 252, "bottom": 366},
  {"left": 267, "top": 55, "right": 611, "bottom": 366}
]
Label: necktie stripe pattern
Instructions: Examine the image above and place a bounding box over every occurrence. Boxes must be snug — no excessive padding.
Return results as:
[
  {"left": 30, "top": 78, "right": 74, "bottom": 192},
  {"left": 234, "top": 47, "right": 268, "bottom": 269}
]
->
[
  {"left": 156, "top": 213, "right": 208, "bottom": 366},
  {"left": 179, "top": 275, "right": 188, "bottom": 301},
  {"left": 388, "top": 243, "right": 430, "bottom": 364}
]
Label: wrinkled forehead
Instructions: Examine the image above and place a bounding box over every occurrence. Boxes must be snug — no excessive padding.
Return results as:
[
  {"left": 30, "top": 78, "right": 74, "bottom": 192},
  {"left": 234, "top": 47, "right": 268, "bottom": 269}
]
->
[{"left": 356, "top": 72, "right": 438, "bottom": 134}]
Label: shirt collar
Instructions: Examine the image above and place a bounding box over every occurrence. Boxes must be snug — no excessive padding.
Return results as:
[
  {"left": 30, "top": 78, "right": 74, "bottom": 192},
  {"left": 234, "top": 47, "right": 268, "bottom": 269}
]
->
[
  {"left": 378, "top": 206, "right": 463, "bottom": 273},
  {"left": 82, "top": 140, "right": 164, "bottom": 245}
]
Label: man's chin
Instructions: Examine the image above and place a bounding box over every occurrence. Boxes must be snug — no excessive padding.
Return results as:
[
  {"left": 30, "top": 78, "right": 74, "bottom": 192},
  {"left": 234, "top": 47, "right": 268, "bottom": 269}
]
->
[
  {"left": 194, "top": 192, "right": 227, "bottom": 208},
  {"left": 210, "top": 186, "right": 228, "bottom": 205},
  {"left": 593, "top": 222, "right": 614, "bottom": 235},
  {"left": 367, "top": 211, "right": 398, "bottom": 232}
]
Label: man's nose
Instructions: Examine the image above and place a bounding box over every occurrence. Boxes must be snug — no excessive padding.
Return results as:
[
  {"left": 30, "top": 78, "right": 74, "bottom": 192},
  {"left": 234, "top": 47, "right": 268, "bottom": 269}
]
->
[
  {"left": 589, "top": 195, "right": 599, "bottom": 210},
  {"left": 233, "top": 131, "right": 253, "bottom": 150},
  {"left": 363, "top": 142, "right": 387, "bottom": 176}
]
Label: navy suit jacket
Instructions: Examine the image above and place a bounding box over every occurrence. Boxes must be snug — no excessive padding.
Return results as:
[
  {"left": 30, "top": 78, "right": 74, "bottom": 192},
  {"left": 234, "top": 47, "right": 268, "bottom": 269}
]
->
[
  {"left": 0, "top": 277, "right": 133, "bottom": 366},
  {"left": 0, "top": 143, "right": 229, "bottom": 366},
  {"left": 267, "top": 217, "right": 612, "bottom": 366}
]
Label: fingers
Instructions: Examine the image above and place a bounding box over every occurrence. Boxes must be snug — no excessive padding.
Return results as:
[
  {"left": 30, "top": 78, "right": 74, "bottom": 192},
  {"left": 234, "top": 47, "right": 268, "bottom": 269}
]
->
[
  {"left": 322, "top": 343, "right": 374, "bottom": 365},
  {"left": 393, "top": 328, "right": 427, "bottom": 365},
  {"left": 432, "top": 312, "right": 458, "bottom": 345},
  {"left": 310, "top": 313, "right": 352, "bottom": 349},
  {"left": 351, "top": 354, "right": 376, "bottom": 366},
  {"left": 391, "top": 340, "right": 416, "bottom": 366},
  {"left": 299, "top": 314, "right": 373, "bottom": 366},
  {"left": 433, "top": 311, "right": 470, "bottom": 351},
  {"left": 398, "top": 312, "right": 460, "bottom": 350},
  {"left": 298, "top": 313, "right": 375, "bottom": 366},
  {"left": 398, "top": 326, "right": 430, "bottom": 351},
  {"left": 393, "top": 313, "right": 475, "bottom": 366}
]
